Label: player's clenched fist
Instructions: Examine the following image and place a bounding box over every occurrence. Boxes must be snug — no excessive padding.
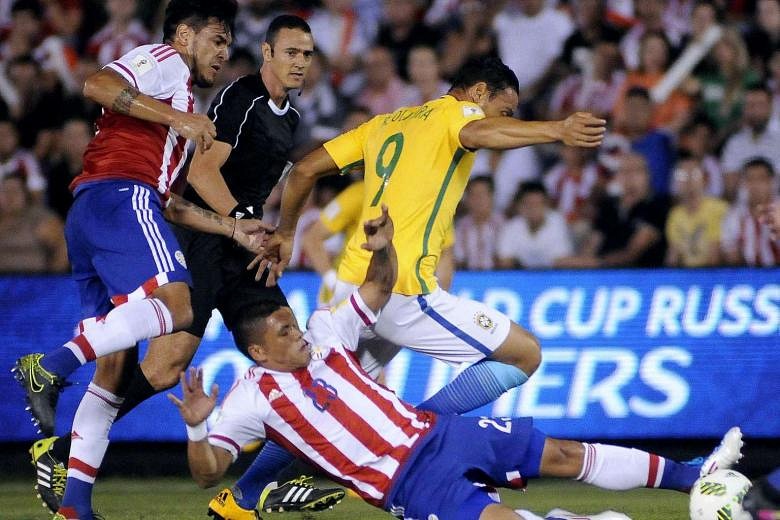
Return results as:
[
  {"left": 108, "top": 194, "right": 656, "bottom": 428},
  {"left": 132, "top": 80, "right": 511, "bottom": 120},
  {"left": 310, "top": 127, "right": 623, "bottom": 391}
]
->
[
  {"left": 172, "top": 112, "right": 217, "bottom": 152},
  {"left": 559, "top": 112, "right": 607, "bottom": 148}
]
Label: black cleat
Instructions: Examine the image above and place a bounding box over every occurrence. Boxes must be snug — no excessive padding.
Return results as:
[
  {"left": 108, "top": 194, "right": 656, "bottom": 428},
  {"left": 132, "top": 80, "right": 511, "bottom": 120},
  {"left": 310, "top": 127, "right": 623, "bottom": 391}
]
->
[
  {"left": 260, "top": 476, "right": 345, "bottom": 513},
  {"left": 12, "top": 353, "right": 66, "bottom": 436},
  {"left": 31, "top": 436, "right": 66, "bottom": 513}
]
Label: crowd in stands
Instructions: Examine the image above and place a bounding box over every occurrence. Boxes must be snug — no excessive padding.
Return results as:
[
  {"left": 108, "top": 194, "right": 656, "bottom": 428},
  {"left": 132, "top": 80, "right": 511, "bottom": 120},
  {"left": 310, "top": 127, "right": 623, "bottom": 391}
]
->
[{"left": 0, "top": 0, "right": 778, "bottom": 274}]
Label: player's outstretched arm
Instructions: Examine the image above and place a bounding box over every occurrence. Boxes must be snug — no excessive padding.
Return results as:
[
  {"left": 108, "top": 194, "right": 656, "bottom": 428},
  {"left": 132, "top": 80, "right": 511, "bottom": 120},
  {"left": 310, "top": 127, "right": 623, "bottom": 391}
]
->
[
  {"left": 165, "top": 194, "right": 272, "bottom": 253},
  {"left": 459, "top": 112, "right": 607, "bottom": 150},
  {"left": 168, "top": 368, "right": 233, "bottom": 488},
  {"left": 249, "top": 146, "right": 339, "bottom": 284},
  {"left": 83, "top": 68, "right": 216, "bottom": 152},
  {"left": 358, "top": 205, "right": 397, "bottom": 314}
]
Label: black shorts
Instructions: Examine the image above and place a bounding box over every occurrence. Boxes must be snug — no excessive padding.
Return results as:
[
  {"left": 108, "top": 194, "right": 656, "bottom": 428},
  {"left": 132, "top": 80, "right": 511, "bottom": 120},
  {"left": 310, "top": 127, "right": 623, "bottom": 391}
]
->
[{"left": 173, "top": 224, "right": 288, "bottom": 338}]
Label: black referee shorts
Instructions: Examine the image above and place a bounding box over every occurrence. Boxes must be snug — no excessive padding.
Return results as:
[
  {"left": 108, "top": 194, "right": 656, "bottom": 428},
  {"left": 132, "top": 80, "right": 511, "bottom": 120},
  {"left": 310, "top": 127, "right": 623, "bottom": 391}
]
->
[{"left": 172, "top": 224, "right": 288, "bottom": 338}]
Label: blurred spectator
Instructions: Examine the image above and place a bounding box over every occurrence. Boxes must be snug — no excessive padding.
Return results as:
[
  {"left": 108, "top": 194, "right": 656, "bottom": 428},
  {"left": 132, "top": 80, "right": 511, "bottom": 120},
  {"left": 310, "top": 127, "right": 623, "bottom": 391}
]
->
[
  {"left": 693, "top": 28, "right": 759, "bottom": 141},
  {"left": 356, "top": 45, "right": 409, "bottom": 115},
  {"left": 306, "top": 0, "right": 367, "bottom": 84},
  {"left": 744, "top": 0, "right": 780, "bottom": 76},
  {"left": 561, "top": 0, "right": 624, "bottom": 72},
  {"left": 617, "top": 86, "right": 675, "bottom": 194},
  {"left": 676, "top": 117, "right": 724, "bottom": 198},
  {"left": 613, "top": 31, "right": 693, "bottom": 131},
  {"left": 557, "top": 153, "right": 670, "bottom": 268},
  {"left": 0, "top": 172, "right": 67, "bottom": 272},
  {"left": 376, "top": 0, "right": 440, "bottom": 81},
  {"left": 1, "top": 0, "right": 44, "bottom": 61},
  {"left": 233, "top": 0, "right": 278, "bottom": 62},
  {"left": 620, "top": 0, "right": 683, "bottom": 71},
  {"left": 86, "top": 0, "right": 149, "bottom": 66},
  {"left": 550, "top": 40, "right": 624, "bottom": 120},
  {"left": 33, "top": 2, "right": 83, "bottom": 96},
  {"left": 496, "top": 181, "right": 572, "bottom": 269},
  {"left": 493, "top": 0, "right": 573, "bottom": 99},
  {"left": 721, "top": 157, "right": 780, "bottom": 266},
  {"left": 293, "top": 49, "right": 344, "bottom": 148},
  {"left": 401, "top": 45, "right": 448, "bottom": 106},
  {"left": 454, "top": 175, "right": 503, "bottom": 270},
  {"left": 0, "top": 118, "right": 43, "bottom": 201},
  {"left": 769, "top": 49, "right": 780, "bottom": 121},
  {"left": 45, "top": 117, "right": 89, "bottom": 218},
  {"left": 665, "top": 153, "right": 728, "bottom": 267},
  {"left": 543, "top": 146, "right": 603, "bottom": 248},
  {"left": 720, "top": 84, "right": 780, "bottom": 193},
  {"left": 435, "top": 0, "right": 499, "bottom": 77}
]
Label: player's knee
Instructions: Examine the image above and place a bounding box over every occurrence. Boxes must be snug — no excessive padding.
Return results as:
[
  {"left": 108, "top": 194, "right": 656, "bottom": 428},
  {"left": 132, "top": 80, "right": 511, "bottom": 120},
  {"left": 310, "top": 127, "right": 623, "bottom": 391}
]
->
[
  {"left": 145, "top": 363, "right": 184, "bottom": 391},
  {"left": 541, "top": 439, "right": 585, "bottom": 477},
  {"left": 495, "top": 326, "right": 542, "bottom": 377}
]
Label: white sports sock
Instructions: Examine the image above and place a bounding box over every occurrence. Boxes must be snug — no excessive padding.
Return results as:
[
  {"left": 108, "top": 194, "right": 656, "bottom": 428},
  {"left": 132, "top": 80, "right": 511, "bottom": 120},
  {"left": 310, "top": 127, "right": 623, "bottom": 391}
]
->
[
  {"left": 65, "top": 298, "right": 173, "bottom": 363},
  {"left": 577, "top": 443, "right": 659, "bottom": 490},
  {"left": 67, "top": 383, "right": 124, "bottom": 484},
  {"left": 516, "top": 510, "right": 545, "bottom": 520}
]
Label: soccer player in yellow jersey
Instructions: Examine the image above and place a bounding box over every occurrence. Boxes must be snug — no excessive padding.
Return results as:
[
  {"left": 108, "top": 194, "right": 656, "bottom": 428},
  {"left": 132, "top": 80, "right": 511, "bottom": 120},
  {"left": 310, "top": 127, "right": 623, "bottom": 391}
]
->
[{"left": 256, "top": 57, "right": 605, "bottom": 415}]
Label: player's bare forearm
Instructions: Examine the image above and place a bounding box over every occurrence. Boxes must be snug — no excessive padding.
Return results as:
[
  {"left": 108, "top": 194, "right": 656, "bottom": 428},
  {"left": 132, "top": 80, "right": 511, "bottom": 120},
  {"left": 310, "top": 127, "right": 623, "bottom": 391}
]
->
[
  {"left": 83, "top": 69, "right": 180, "bottom": 126},
  {"left": 187, "top": 440, "right": 232, "bottom": 489},
  {"left": 165, "top": 194, "right": 235, "bottom": 238},
  {"left": 187, "top": 141, "right": 238, "bottom": 216},
  {"left": 359, "top": 207, "right": 397, "bottom": 313},
  {"left": 460, "top": 112, "right": 606, "bottom": 150},
  {"left": 302, "top": 220, "right": 335, "bottom": 275}
]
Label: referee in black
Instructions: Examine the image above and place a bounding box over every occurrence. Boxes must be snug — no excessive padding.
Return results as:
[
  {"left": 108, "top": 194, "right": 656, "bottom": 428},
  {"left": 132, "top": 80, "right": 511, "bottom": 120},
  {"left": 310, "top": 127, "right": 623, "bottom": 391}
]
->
[{"left": 31, "top": 15, "right": 345, "bottom": 517}]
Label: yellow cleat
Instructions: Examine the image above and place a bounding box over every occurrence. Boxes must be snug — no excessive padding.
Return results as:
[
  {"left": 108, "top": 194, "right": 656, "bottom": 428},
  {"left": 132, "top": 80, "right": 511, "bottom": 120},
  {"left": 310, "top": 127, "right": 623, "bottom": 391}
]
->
[{"left": 207, "top": 488, "right": 261, "bottom": 520}]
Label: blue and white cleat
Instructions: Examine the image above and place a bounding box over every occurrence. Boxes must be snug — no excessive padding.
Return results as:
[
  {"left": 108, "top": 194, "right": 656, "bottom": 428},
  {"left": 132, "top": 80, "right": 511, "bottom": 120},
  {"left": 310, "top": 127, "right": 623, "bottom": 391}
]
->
[{"left": 700, "top": 426, "right": 744, "bottom": 477}]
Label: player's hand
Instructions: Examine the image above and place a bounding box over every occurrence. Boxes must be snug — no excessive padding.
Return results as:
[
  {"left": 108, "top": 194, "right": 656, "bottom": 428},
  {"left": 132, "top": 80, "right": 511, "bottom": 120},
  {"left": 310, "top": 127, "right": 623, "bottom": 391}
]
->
[
  {"left": 167, "top": 367, "right": 218, "bottom": 427},
  {"left": 757, "top": 202, "right": 780, "bottom": 239},
  {"left": 559, "top": 112, "right": 607, "bottom": 148},
  {"left": 247, "top": 232, "right": 293, "bottom": 286},
  {"left": 171, "top": 112, "right": 217, "bottom": 152},
  {"left": 361, "top": 204, "right": 394, "bottom": 252},
  {"left": 231, "top": 218, "right": 275, "bottom": 254}
]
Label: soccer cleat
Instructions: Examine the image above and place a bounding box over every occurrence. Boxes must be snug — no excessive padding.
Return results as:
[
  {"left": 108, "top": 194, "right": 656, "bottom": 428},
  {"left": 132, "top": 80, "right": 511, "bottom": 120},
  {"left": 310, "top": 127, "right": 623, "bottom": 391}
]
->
[
  {"left": 31, "top": 436, "right": 66, "bottom": 513},
  {"left": 700, "top": 427, "right": 744, "bottom": 477},
  {"left": 545, "top": 509, "right": 632, "bottom": 520},
  {"left": 207, "top": 488, "right": 261, "bottom": 520},
  {"left": 260, "top": 475, "right": 346, "bottom": 513},
  {"left": 13, "top": 353, "right": 66, "bottom": 436}
]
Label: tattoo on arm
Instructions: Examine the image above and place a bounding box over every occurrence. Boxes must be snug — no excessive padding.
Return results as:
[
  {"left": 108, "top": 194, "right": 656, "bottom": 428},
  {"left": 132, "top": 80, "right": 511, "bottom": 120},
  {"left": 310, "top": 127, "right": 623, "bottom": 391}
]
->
[
  {"left": 112, "top": 86, "right": 140, "bottom": 115},
  {"left": 174, "top": 196, "right": 229, "bottom": 228}
]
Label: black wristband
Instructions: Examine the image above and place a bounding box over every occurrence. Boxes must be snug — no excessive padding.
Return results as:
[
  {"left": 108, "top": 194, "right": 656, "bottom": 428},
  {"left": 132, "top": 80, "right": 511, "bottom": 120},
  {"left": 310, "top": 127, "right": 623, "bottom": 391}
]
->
[{"left": 230, "top": 204, "right": 255, "bottom": 219}]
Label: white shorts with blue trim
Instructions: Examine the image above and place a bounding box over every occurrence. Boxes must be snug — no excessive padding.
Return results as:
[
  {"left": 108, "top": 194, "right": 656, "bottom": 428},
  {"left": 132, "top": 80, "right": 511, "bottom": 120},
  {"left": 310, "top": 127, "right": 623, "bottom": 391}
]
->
[{"left": 332, "top": 281, "right": 511, "bottom": 366}]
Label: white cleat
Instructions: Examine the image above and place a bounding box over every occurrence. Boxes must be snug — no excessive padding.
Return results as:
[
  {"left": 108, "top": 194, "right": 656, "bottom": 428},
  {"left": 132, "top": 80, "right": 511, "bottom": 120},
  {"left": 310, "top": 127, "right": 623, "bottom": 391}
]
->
[
  {"left": 545, "top": 509, "right": 632, "bottom": 520},
  {"left": 700, "top": 426, "right": 744, "bottom": 477}
]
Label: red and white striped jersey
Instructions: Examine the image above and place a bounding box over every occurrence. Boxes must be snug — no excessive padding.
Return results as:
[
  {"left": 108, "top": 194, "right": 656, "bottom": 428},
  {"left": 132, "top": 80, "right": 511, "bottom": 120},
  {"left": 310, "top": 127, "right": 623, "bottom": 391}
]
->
[
  {"left": 71, "top": 44, "right": 194, "bottom": 201},
  {"left": 721, "top": 202, "right": 780, "bottom": 266},
  {"left": 87, "top": 20, "right": 151, "bottom": 66},
  {"left": 208, "top": 291, "right": 437, "bottom": 507}
]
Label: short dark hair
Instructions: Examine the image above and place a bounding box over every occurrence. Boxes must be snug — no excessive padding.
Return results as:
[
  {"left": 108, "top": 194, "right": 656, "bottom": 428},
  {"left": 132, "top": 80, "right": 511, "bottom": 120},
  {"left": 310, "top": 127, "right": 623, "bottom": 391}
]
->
[
  {"left": 264, "top": 14, "right": 312, "bottom": 46},
  {"left": 626, "top": 86, "right": 652, "bottom": 102},
  {"left": 232, "top": 301, "right": 286, "bottom": 358},
  {"left": 11, "top": 0, "right": 43, "bottom": 19},
  {"left": 516, "top": 180, "right": 548, "bottom": 200},
  {"left": 746, "top": 81, "right": 772, "bottom": 97},
  {"left": 449, "top": 57, "right": 520, "bottom": 98},
  {"left": 162, "top": 0, "right": 238, "bottom": 43},
  {"left": 743, "top": 157, "right": 775, "bottom": 177},
  {"left": 467, "top": 174, "right": 494, "bottom": 192}
]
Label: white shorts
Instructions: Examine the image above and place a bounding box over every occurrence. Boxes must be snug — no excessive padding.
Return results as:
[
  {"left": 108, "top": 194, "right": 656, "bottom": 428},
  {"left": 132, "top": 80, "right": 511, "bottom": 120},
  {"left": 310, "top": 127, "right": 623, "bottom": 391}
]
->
[{"left": 332, "top": 281, "right": 512, "bottom": 366}]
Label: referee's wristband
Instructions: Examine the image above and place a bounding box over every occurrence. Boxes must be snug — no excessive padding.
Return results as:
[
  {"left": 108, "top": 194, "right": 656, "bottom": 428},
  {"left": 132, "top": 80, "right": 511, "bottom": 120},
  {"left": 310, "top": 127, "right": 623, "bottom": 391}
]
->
[
  {"left": 186, "top": 421, "right": 208, "bottom": 442},
  {"left": 230, "top": 204, "right": 255, "bottom": 219}
]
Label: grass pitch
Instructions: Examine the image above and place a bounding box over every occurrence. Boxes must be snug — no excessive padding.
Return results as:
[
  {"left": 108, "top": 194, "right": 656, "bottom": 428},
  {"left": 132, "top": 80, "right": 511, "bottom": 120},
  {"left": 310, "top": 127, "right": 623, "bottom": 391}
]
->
[{"left": 1, "top": 477, "right": 689, "bottom": 519}]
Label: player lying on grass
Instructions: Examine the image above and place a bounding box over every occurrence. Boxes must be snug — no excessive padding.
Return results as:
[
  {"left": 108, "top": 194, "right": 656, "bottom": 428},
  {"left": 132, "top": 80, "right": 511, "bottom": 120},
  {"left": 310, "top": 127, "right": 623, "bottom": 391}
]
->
[{"left": 170, "top": 206, "right": 744, "bottom": 520}]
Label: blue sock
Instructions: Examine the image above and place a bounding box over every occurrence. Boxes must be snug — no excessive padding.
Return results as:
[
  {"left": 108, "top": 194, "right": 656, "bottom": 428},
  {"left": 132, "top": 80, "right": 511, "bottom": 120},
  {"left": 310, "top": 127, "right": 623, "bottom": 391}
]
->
[
  {"left": 659, "top": 458, "right": 701, "bottom": 491},
  {"left": 60, "top": 477, "right": 94, "bottom": 519},
  {"left": 40, "top": 348, "right": 82, "bottom": 379},
  {"left": 233, "top": 441, "right": 294, "bottom": 510},
  {"left": 417, "top": 360, "right": 528, "bottom": 415}
]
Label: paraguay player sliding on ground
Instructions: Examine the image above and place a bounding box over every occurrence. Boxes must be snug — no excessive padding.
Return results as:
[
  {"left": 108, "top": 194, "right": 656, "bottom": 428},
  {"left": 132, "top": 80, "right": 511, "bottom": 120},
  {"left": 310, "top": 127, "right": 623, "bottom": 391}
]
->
[{"left": 171, "top": 206, "right": 745, "bottom": 520}]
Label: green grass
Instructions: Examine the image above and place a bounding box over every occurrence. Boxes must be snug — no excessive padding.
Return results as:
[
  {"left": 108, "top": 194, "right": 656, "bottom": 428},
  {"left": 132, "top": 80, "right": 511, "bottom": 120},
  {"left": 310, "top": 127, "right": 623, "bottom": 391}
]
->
[{"left": 0, "top": 478, "right": 690, "bottom": 519}]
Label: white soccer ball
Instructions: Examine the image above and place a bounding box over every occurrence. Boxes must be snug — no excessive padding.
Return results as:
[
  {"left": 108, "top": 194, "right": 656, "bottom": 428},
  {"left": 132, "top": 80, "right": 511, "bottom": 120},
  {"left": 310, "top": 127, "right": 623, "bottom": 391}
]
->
[{"left": 690, "top": 469, "right": 752, "bottom": 520}]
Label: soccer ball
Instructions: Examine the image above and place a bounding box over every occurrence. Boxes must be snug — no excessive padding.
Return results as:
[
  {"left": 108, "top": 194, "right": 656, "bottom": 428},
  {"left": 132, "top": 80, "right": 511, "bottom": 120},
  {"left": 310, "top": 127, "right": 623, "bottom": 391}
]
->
[{"left": 690, "top": 469, "right": 752, "bottom": 520}]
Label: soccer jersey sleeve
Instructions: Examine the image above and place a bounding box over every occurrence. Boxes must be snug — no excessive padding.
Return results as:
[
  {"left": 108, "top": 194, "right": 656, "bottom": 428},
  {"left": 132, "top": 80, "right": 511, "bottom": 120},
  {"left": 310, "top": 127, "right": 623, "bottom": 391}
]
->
[
  {"left": 448, "top": 101, "right": 485, "bottom": 150},
  {"left": 307, "top": 291, "right": 378, "bottom": 351},
  {"left": 208, "top": 380, "right": 267, "bottom": 462},
  {"left": 320, "top": 181, "right": 364, "bottom": 234},
  {"left": 207, "top": 81, "right": 260, "bottom": 148},
  {"left": 323, "top": 121, "right": 371, "bottom": 173},
  {"left": 106, "top": 45, "right": 185, "bottom": 99}
]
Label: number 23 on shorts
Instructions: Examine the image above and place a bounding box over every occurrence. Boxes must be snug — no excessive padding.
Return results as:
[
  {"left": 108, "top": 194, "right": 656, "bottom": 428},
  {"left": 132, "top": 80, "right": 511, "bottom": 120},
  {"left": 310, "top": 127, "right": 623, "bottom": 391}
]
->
[{"left": 478, "top": 417, "right": 513, "bottom": 434}]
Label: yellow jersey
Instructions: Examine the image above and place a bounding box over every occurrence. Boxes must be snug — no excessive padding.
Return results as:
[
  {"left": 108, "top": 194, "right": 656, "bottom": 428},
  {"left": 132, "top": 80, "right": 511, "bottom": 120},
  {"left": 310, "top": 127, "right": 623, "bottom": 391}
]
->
[
  {"left": 323, "top": 95, "right": 484, "bottom": 295},
  {"left": 665, "top": 197, "right": 728, "bottom": 267}
]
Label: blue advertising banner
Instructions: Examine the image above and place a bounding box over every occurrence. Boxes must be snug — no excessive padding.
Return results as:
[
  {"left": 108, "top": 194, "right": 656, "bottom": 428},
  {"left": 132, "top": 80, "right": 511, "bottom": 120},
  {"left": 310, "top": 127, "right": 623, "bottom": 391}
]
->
[{"left": 1, "top": 269, "right": 778, "bottom": 442}]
